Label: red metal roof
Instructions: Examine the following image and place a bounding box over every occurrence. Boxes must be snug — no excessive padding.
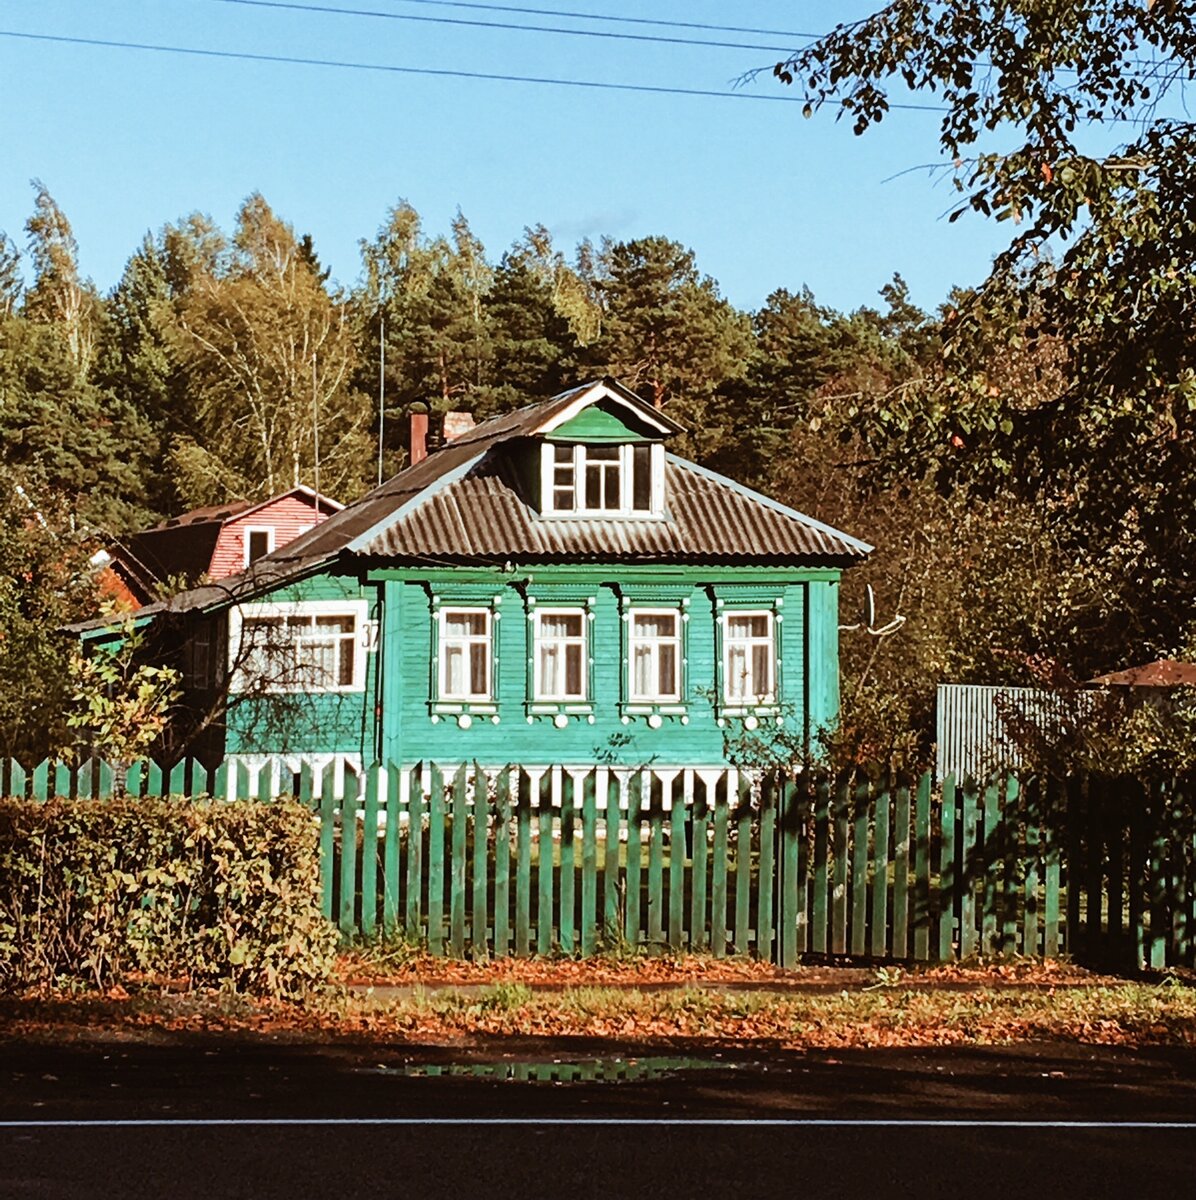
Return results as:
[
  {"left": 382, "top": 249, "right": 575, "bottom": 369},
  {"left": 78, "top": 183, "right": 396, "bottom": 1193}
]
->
[{"left": 1088, "top": 659, "right": 1196, "bottom": 688}]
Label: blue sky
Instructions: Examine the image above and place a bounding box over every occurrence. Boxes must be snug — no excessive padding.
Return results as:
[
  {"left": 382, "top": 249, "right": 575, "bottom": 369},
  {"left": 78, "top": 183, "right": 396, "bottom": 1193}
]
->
[{"left": 0, "top": 0, "right": 1013, "bottom": 315}]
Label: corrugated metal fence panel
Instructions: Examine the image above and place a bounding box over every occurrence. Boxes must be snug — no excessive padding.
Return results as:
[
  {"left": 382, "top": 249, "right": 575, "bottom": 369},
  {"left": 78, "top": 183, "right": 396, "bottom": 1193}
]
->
[{"left": 936, "top": 684, "right": 1052, "bottom": 783}]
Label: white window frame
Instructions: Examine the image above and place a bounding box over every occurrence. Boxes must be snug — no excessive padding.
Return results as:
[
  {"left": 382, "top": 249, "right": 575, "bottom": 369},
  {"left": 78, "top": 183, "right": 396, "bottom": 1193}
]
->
[
  {"left": 532, "top": 607, "right": 588, "bottom": 702},
  {"left": 628, "top": 608, "right": 682, "bottom": 703},
  {"left": 438, "top": 606, "right": 493, "bottom": 702},
  {"left": 228, "top": 599, "right": 368, "bottom": 695},
  {"left": 243, "top": 526, "right": 275, "bottom": 567},
  {"left": 540, "top": 442, "right": 664, "bottom": 517},
  {"left": 722, "top": 609, "right": 777, "bottom": 706}
]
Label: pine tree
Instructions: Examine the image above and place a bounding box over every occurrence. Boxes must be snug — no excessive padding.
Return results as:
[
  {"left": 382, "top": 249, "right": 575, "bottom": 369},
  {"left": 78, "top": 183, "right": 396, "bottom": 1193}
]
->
[
  {"left": 474, "top": 253, "right": 578, "bottom": 417},
  {"left": 0, "top": 313, "right": 153, "bottom": 533},
  {"left": 590, "top": 236, "right": 752, "bottom": 459}
]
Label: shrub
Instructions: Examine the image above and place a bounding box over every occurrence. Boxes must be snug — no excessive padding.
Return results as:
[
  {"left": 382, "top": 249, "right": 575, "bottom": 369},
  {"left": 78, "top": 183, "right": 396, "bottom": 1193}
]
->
[{"left": 0, "top": 796, "right": 338, "bottom": 996}]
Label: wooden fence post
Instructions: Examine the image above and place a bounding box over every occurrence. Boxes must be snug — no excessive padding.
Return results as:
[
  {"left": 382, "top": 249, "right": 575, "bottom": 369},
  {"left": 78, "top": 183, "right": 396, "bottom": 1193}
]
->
[{"left": 938, "top": 774, "right": 957, "bottom": 962}]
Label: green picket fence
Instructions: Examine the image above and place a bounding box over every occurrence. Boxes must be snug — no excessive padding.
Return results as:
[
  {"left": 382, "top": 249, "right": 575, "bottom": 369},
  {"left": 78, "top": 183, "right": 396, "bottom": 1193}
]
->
[{"left": 4, "top": 757, "right": 1194, "bottom": 970}]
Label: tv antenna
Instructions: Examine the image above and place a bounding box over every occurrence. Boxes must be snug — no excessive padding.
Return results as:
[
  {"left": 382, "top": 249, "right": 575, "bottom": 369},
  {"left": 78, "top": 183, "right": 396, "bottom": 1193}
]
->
[{"left": 840, "top": 584, "right": 906, "bottom": 637}]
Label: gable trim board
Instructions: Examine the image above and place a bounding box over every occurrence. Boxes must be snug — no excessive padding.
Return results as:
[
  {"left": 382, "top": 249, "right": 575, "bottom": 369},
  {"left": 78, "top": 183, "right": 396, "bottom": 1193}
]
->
[{"left": 538, "top": 379, "right": 682, "bottom": 438}]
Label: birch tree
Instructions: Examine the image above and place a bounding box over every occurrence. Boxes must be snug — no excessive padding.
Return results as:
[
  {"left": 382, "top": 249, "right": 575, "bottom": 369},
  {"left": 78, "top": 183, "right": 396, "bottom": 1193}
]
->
[
  {"left": 21, "top": 181, "right": 102, "bottom": 377},
  {"left": 164, "top": 195, "right": 370, "bottom": 506}
]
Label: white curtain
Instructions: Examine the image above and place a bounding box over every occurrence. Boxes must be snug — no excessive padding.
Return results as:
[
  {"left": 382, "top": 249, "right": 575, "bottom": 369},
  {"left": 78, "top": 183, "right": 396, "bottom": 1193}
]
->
[
  {"left": 443, "top": 612, "right": 488, "bottom": 697},
  {"left": 538, "top": 613, "right": 583, "bottom": 698},
  {"left": 631, "top": 613, "right": 677, "bottom": 700}
]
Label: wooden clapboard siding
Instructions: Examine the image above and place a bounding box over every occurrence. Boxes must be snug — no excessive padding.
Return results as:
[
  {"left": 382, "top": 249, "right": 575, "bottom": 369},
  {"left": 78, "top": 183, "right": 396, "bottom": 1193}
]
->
[{"left": 209, "top": 492, "right": 336, "bottom": 579}]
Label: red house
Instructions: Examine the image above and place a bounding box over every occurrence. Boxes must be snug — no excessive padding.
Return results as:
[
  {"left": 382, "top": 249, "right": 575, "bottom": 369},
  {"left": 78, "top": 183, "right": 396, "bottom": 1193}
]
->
[{"left": 100, "top": 485, "right": 342, "bottom": 607}]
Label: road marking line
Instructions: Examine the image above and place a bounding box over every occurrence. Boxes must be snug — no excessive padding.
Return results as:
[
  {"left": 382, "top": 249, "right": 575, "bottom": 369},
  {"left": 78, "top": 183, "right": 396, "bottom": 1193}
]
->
[{"left": 2, "top": 1118, "right": 1195, "bottom": 1129}]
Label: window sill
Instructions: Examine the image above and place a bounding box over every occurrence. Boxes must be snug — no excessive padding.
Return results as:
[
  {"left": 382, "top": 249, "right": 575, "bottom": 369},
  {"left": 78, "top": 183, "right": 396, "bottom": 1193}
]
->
[
  {"left": 430, "top": 701, "right": 499, "bottom": 728},
  {"left": 620, "top": 703, "right": 689, "bottom": 728},
  {"left": 717, "top": 705, "right": 783, "bottom": 730},
  {"left": 538, "top": 510, "right": 667, "bottom": 521},
  {"left": 526, "top": 702, "right": 595, "bottom": 727}
]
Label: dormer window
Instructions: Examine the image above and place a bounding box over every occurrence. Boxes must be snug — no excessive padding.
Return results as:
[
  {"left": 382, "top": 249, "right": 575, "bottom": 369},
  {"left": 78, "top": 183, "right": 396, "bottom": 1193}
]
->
[{"left": 542, "top": 442, "right": 663, "bottom": 516}]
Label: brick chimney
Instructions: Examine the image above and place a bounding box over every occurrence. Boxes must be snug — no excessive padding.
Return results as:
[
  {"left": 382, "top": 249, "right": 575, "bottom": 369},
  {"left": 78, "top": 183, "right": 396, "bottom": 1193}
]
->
[
  {"left": 410, "top": 410, "right": 474, "bottom": 464},
  {"left": 409, "top": 411, "right": 429, "bottom": 465},
  {"left": 443, "top": 411, "right": 476, "bottom": 442}
]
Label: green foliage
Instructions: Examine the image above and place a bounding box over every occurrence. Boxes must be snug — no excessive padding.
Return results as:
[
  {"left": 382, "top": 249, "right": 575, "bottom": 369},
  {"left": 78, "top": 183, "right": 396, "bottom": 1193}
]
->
[
  {"left": 0, "top": 471, "right": 97, "bottom": 762},
  {"left": 0, "top": 313, "right": 153, "bottom": 534},
  {"left": 0, "top": 230, "right": 20, "bottom": 318},
  {"left": 0, "top": 796, "right": 338, "bottom": 996},
  {"left": 996, "top": 658, "right": 1196, "bottom": 780},
  {"left": 588, "top": 235, "right": 753, "bottom": 459},
  {"left": 22, "top": 180, "right": 104, "bottom": 378},
  {"left": 64, "top": 624, "right": 181, "bottom": 769},
  {"left": 773, "top": 1, "right": 1196, "bottom": 674},
  {"left": 474, "top": 253, "right": 578, "bottom": 417},
  {"left": 161, "top": 195, "right": 371, "bottom": 508}
]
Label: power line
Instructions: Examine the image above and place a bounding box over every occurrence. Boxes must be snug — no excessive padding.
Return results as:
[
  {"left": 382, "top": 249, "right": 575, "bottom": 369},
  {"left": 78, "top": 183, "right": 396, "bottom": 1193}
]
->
[
  {"left": 379, "top": 0, "right": 825, "bottom": 40},
  {"left": 196, "top": 1, "right": 1180, "bottom": 85},
  {"left": 0, "top": 29, "right": 951, "bottom": 110},
  {"left": 203, "top": 0, "right": 812, "bottom": 54}
]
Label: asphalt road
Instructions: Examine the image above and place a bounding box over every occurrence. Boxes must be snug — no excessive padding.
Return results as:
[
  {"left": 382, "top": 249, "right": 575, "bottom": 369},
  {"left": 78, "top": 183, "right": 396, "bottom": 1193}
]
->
[{"left": 2, "top": 1038, "right": 1194, "bottom": 1198}]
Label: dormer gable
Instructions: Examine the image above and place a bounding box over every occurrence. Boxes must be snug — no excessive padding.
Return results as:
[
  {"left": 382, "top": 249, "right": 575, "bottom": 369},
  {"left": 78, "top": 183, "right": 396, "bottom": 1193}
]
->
[{"left": 532, "top": 380, "right": 680, "bottom": 518}]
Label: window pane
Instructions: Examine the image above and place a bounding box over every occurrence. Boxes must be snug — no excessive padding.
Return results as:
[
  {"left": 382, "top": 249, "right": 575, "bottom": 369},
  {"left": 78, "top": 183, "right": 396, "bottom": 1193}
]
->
[
  {"left": 585, "top": 463, "right": 603, "bottom": 509},
  {"left": 541, "top": 613, "right": 581, "bottom": 638},
  {"left": 554, "top": 444, "right": 573, "bottom": 464},
  {"left": 539, "top": 644, "right": 560, "bottom": 696},
  {"left": 658, "top": 642, "right": 677, "bottom": 695},
  {"left": 444, "top": 644, "right": 465, "bottom": 694},
  {"left": 632, "top": 444, "right": 652, "bottom": 510},
  {"left": 588, "top": 445, "right": 619, "bottom": 461},
  {"left": 632, "top": 645, "right": 653, "bottom": 697},
  {"left": 726, "top": 645, "right": 747, "bottom": 699},
  {"left": 565, "top": 643, "right": 583, "bottom": 695},
  {"left": 751, "top": 644, "right": 771, "bottom": 697},
  {"left": 469, "top": 643, "right": 488, "bottom": 695},
  {"left": 316, "top": 615, "right": 354, "bottom": 634},
  {"left": 445, "top": 611, "right": 486, "bottom": 637},
  {"left": 633, "top": 613, "right": 675, "bottom": 639},
  {"left": 247, "top": 530, "right": 271, "bottom": 563},
  {"left": 337, "top": 640, "right": 354, "bottom": 686}
]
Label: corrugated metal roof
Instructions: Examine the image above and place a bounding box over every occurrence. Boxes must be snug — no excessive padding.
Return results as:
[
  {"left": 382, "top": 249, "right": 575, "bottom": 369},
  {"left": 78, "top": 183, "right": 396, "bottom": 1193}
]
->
[
  {"left": 1088, "top": 659, "right": 1196, "bottom": 687},
  {"left": 71, "top": 380, "right": 870, "bottom": 629},
  {"left": 348, "top": 452, "right": 869, "bottom": 563},
  {"left": 64, "top": 558, "right": 324, "bottom": 633}
]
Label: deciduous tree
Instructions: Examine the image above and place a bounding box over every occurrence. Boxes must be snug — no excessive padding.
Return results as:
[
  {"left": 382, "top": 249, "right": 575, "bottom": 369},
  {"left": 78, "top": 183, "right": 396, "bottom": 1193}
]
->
[
  {"left": 163, "top": 195, "right": 369, "bottom": 506},
  {"left": 771, "top": 1, "right": 1196, "bottom": 670}
]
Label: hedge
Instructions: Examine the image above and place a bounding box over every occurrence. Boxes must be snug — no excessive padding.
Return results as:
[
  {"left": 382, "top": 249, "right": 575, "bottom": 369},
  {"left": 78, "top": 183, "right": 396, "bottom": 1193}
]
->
[{"left": 0, "top": 797, "right": 338, "bottom": 996}]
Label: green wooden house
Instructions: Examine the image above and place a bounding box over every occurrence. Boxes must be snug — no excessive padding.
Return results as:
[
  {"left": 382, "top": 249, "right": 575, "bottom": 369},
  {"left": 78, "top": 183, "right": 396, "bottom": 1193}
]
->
[{"left": 85, "top": 379, "right": 871, "bottom": 783}]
